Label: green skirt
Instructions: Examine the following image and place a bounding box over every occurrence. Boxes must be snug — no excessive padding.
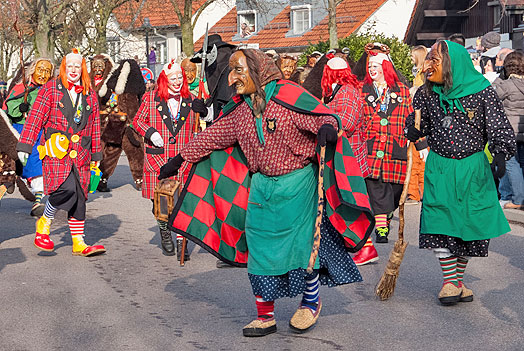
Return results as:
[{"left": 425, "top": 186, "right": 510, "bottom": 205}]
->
[
  {"left": 420, "top": 151, "right": 510, "bottom": 241},
  {"left": 245, "top": 164, "right": 318, "bottom": 275}
]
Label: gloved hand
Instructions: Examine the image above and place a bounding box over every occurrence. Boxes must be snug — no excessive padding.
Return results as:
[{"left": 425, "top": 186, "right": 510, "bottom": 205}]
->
[
  {"left": 491, "top": 153, "right": 506, "bottom": 179},
  {"left": 406, "top": 125, "right": 423, "bottom": 142},
  {"left": 191, "top": 98, "right": 208, "bottom": 117},
  {"left": 17, "top": 151, "right": 29, "bottom": 166},
  {"left": 419, "top": 148, "right": 429, "bottom": 162},
  {"left": 19, "top": 103, "right": 30, "bottom": 113},
  {"left": 159, "top": 154, "right": 184, "bottom": 180},
  {"left": 150, "top": 132, "right": 164, "bottom": 148},
  {"left": 317, "top": 124, "right": 338, "bottom": 147}
]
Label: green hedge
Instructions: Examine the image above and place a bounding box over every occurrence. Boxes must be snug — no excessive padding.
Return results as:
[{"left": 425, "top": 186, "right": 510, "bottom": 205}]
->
[{"left": 299, "top": 32, "right": 414, "bottom": 82}]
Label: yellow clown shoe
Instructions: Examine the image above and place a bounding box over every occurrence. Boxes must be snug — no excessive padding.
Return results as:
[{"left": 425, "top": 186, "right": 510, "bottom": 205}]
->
[
  {"left": 34, "top": 215, "right": 54, "bottom": 251},
  {"left": 72, "top": 235, "right": 106, "bottom": 257}
]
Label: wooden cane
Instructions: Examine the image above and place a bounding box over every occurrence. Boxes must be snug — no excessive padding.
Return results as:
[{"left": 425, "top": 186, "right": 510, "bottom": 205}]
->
[
  {"left": 177, "top": 185, "right": 188, "bottom": 266},
  {"left": 375, "top": 109, "right": 421, "bottom": 300},
  {"left": 306, "top": 145, "right": 326, "bottom": 274}
]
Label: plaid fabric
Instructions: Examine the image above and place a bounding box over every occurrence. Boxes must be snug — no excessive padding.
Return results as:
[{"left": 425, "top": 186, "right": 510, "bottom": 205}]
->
[
  {"left": 169, "top": 80, "right": 374, "bottom": 264},
  {"left": 133, "top": 91, "right": 196, "bottom": 199},
  {"left": 361, "top": 82, "right": 413, "bottom": 184},
  {"left": 327, "top": 84, "right": 370, "bottom": 178},
  {"left": 17, "top": 79, "right": 101, "bottom": 197}
]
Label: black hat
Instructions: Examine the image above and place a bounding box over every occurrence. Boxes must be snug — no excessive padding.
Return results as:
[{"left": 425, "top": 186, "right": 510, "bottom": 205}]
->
[{"left": 191, "top": 34, "right": 236, "bottom": 63}]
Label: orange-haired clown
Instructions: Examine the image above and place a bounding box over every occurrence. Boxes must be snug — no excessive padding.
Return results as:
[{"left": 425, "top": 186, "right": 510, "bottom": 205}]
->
[{"left": 16, "top": 49, "right": 106, "bottom": 257}]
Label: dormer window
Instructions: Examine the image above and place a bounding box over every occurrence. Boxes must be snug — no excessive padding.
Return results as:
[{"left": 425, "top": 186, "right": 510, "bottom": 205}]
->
[
  {"left": 238, "top": 10, "right": 257, "bottom": 38},
  {"left": 292, "top": 5, "right": 311, "bottom": 34}
]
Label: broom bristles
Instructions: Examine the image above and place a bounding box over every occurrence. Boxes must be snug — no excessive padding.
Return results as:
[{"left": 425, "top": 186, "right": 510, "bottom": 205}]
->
[{"left": 375, "top": 239, "right": 408, "bottom": 300}]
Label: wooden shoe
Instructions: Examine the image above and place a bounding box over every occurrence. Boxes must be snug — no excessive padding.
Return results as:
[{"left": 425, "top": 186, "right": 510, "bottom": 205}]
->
[
  {"left": 459, "top": 283, "right": 474, "bottom": 302},
  {"left": 438, "top": 283, "right": 462, "bottom": 306},
  {"left": 243, "top": 318, "right": 277, "bottom": 337},
  {"left": 289, "top": 299, "right": 322, "bottom": 333}
]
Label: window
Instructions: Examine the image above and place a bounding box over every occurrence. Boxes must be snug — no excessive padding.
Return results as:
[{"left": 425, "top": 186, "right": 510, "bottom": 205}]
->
[
  {"left": 292, "top": 6, "right": 311, "bottom": 34},
  {"left": 107, "top": 38, "right": 121, "bottom": 62},
  {"left": 238, "top": 11, "right": 257, "bottom": 38}
]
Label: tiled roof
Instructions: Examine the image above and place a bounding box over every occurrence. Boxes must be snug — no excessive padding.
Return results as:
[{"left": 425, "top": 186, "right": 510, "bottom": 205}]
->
[
  {"left": 195, "top": 0, "right": 386, "bottom": 51},
  {"left": 114, "top": 0, "right": 208, "bottom": 30},
  {"left": 194, "top": 7, "right": 238, "bottom": 50}
]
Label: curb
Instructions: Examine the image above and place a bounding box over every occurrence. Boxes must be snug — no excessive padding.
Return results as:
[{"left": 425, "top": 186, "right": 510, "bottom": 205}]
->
[{"left": 503, "top": 208, "right": 524, "bottom": 224}]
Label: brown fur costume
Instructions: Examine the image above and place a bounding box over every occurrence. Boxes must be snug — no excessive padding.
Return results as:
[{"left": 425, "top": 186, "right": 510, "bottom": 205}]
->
[
  {"left": 98, "top": 59, "right": 146, "bottom": 190},
  {"left": 0, "top": 109, "right": 35, "bottom": 201}
]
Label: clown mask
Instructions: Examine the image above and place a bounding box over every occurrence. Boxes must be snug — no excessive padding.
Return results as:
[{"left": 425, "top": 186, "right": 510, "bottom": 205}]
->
[
  {"left": 32, "top": 60, "right": 53, "bottom": 85},
  {"left": 66, "top": 55, "right": 82, "bottom": 84},
  {"left": 368, "top": 61, "right": 384, "bottom": 83},
  {"left": 228, "top": 51, "right": 256, "bottom": 95},
  {"left": 167, "top": 69, "right": 184, "bottom": 94}
]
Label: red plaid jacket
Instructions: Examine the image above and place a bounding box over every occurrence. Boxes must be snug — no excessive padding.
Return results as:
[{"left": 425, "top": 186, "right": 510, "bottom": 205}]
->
[
  {"left": 133, "top": 91, "right": 196, "bottom": 199},
  {"left": 361, "top": 82, "right": 412, "bottom": 184},
  {"left": 327, "top": 84, "right": 370, "bottom": 178},
  {"left": 17, "top": 79, "right": 101, "bottom": 197}
]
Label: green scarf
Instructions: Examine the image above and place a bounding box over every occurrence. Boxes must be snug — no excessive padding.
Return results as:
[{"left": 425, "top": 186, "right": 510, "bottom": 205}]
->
[
  {"left": 189, "top": 78, "right": 202, "bottom": 91},
  {"left": 433, "top": 40, "right": 491, "bottom": 114},
  {"left": 244, "top": 80, "right": 277, "bottom": 145}
]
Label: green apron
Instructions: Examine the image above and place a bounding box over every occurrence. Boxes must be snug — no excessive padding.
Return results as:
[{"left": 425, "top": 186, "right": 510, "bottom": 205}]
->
[
  {"left": 245, "top": 164, "right": 319, "bottom": 275},
  {"left": 421, "top": 151, "right": 510, "bottom": 241}
]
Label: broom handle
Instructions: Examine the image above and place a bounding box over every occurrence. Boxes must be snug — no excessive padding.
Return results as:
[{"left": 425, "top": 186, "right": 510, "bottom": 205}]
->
[
  {"left": 306, "top": 145, "right": 326, "bottom": 273},
  {"left": 398, "top": 110, "right": 421, "bottom": 241}
]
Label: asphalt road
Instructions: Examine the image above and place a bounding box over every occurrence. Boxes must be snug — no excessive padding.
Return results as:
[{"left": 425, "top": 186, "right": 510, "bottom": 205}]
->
[{"left": 1, "top": 155, "right": 524, "bottom": 351}]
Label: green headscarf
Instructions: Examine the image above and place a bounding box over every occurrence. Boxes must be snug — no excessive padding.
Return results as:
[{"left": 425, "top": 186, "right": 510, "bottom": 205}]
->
[{"left": 433, "top": 40, "right": 491, "bottom": 114}]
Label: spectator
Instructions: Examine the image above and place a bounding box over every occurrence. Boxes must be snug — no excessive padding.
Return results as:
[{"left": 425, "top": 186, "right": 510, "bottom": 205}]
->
[
  {"left": 240, "top": 23, "right": 252, "bottom": 37},
  {"left": 492, "top": 50, "right": 524, "bottom": 209},
  {"left": 148, "top": 47, "right": 156, "bottom": 66},
  {"left": 496, "top": 48, "right": 514, "bottom": 79},
  {"left": 448, "top": 33, "right": 466, "bottom": 47}
]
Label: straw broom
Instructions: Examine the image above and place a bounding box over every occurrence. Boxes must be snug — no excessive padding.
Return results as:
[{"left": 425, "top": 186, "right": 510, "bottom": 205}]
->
[{"left": 375, "top": 109, "right": 421, "bottom": 300}]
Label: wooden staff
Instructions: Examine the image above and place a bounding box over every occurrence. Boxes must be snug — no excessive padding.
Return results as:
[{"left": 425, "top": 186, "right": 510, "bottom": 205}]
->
[
  {"left": 306, "top": 145, "right": 326, "bottom": 274},
  {"left": 375, "top": 109, "right": 421, "bottom": 300}
]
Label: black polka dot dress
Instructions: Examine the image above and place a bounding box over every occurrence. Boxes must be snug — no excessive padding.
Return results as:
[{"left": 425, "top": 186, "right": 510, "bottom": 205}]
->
[{"left": 249, "top": 209, "right": 362, "bottom": 301}]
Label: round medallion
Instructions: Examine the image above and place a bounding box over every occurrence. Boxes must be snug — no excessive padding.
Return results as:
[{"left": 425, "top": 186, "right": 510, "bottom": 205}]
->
[
  {"left": 376, "top": 150, "right": 385, "bottom": 158},
  {"left": 71, "top": 134, "right": 80, "bottom": 143},
  {"left": 120, "top": 116, "right": 126, "bottom": 121},
  {"left": 372, "top": 102, "right": 376, "bottom": 107},
  {"left": 368, "top": 95, "right": 375, "bottom": 102},
  {"left": 182, "top": 102, "right": 187, "bottom": 107},
  {"left": 69, "top": 150, "right": 78, "bottom": 159},
  {"left": 398, "top": 97, "right": 403, "bottom": 102},
  {"left": 391, "top": 92, "right": 397, "bottom": 99},
  {"left": 380, "top": 118, "right": 388, "bottom": 126},
  {"left": 114, "top": 107, "right": 119, "bottom": 113},
  {"left": 106, "top": 107, "right": 111, "bottom": 113},
  {"left": 379, "top": 135, "right": 387, "bottom": 143},
  {"left": 181, "top": 117, "right": 185, "bottom": 121},
  {"left": 86, "top": 105, "right": 90, "bottom": 110},
  {"left": 158, "top": 106, "right": 162, "bottom": 111}
]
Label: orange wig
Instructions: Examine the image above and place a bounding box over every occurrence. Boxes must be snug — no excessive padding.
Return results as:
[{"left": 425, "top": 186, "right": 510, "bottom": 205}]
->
[{"left": 59, "top": 48, "right": 91, "bottom": 95}]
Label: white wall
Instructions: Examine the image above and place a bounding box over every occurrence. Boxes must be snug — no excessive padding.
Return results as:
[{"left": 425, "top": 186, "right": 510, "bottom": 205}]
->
[
  {"left": 192, "top": 0, "right": 236, "bottom": 43},
  {"left": 357, "top": 0, "right": 417, "bottom": 39}
]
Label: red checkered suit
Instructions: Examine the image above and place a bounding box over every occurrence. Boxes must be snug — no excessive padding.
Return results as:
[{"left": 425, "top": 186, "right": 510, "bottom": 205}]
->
[
  {"left": 361, "top": 82, "right": 412, "bottom": 184},
  {"left": 17, "top": 79, "right": 101, "bottom": 197},
  {"left": 133, "top": 91, "right": 196, "bottom": 199},
  {"left": 327, "top": 84, "right": 370, "bottom": 178}
]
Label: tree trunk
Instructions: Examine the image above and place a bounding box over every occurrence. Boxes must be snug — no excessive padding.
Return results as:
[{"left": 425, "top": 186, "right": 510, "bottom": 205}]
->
[
  {"left": 327, "top": 0, "right": 338, "bottom": 49},
  {"left": 34, "top": 20, "right": 54, "bottom": 58},
  {"left": 181, "top": 19, "right": 194, "bottom": 56},
  {"left": 94, "top": 14, "right": 110, "bottom": 54}
]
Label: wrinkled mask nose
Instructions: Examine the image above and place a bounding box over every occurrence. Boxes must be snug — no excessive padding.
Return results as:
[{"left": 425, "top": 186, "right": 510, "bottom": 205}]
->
[{"left": 422, "top": 60, "right": 431, "bottom": 73}]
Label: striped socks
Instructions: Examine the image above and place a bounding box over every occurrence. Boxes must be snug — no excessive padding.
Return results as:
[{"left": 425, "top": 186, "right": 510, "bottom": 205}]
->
[
  {"left": 456, "top": 257, "right": 469, "bottom": 285},
  {"left": 375, "top": 214, "right": 387, "bottom": 228},
  {"left": 438, "top": 256, "right": 459, "bottom": 287},
  {"left": 68, "top": 218, "right": 85, "bottom": 236},
  {"left": 301, "top": 271, "right": 320, "bottom": 312},
  {"left": 255, "top": 295, "right": 274, "bottom": 321},
  {"left": 34, "top": 192, "right": 44, "bottom": 204},
  {"left": 43, "top": 201, "right": 58, "bottom": 219}
]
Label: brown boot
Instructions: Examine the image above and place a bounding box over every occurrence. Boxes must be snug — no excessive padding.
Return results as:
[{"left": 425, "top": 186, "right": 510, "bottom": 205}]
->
[
  {"left": 459, "top": 283, "right": 474, "bottom": 302},
  {"left": 438, "top": 283, "right": 462, "bottom": 306}
]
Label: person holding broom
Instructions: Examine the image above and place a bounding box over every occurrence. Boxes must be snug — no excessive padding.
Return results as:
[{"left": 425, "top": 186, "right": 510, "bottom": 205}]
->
[
  {"left": 158, "top": 49, "right": 373, "bottom": 337},
  {"left": 405, "top": 40, "right": 515, "bottom": 305}
]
